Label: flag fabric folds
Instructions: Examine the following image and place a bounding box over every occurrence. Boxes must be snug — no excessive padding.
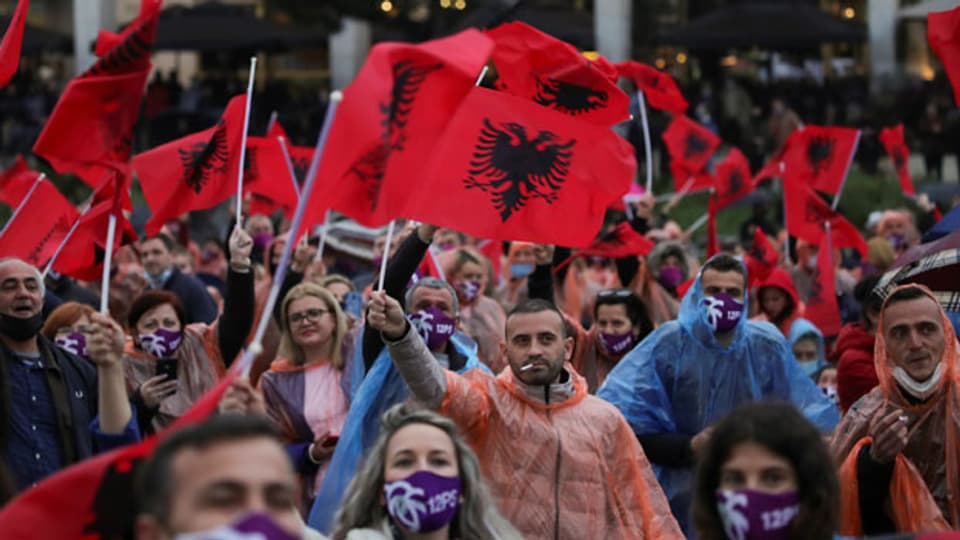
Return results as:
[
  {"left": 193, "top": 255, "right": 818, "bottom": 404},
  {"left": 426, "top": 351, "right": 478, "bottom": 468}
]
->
[
  {"left": 781, "top": 125, "right": 859, "bottom": 196},
  {"left": 878, "top": 124, "right": 916, "bottom": 196},
  {"left": 244, "top": 136, "right": 300, "bottom": 218},
  {"left": 575, "top": 221, "right": 655, "bottom": 260},
  {"left": 783, "top": 176, "right": 867, "bottom": 257},
  {"left": 745, "top": 227, "right": 779, "bottom": 288},
  {"left": 713, "top": 147, "right": 754, "bottom": 209},
  {"left": 928, "top": 6, "right": 960, "bottom": 107},
  {"left": 804, "top": 235, "right": 843, "bottom": 337},
  {"left": 135, "top": 95, "right": 247, "bottom": 236},
  {"left": 0, "top": 156, "right": 41, "bottom": 208},
  {"left": 615, "top": 61, "right": 688, "bottom": 115},
  {"left": 662, "top": 115, "right": 721, "bottom": 192},
  {"left": 0, "top": 178, "right": 78, "bottom": 268},
  {"left": 0, "top": 0, "right": 29, "bottom": 88}
]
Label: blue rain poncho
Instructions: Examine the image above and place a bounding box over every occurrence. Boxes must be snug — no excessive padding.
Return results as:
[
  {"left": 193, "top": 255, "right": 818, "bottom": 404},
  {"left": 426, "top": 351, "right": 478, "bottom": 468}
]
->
[
  {"left": 597, "top": 261, "right": 839, "bottom": 532},
  {"left": 788, "top": 317, "right": 827, "bottom": 377},
  {"left": 307, "top": 329, "right": 488, "bottom": 534}
]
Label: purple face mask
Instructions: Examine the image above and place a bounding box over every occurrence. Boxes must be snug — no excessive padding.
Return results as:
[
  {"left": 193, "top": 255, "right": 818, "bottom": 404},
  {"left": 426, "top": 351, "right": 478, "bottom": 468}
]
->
[
  {"left": 702, "top": 292, "right": 744, "bottom": 333},
  {"left": 716, "top": 489, "right": 800, "bottom": 540},
  {"left": 138, "top": 328, "right": 183, "bottom": 358},
  {"left": 600, "top": 331, "right": 636, "bottom": 356},
  {"left": 384, "top": 470, "right": 461, "bottom": 533},
  {"left": 252, "top": 232, "right": 274, "bottom": 252},
  {"left": 457, "top": 280, "right": 481, "bottom": 303},
  {"left": 408, "top": 306, "right": 456, "bottom": 350},
  {"left": 658, "top": 266, "right": 685, "bottom": 289},
  {"left": 55, "top": 332, "right": 88, "bottom": 360},
  {"left": 886, "top": 233, "right": 906, "bottom": 251},
  {"left": 174, "top": 512, "right": 298, "bottom": 540}
]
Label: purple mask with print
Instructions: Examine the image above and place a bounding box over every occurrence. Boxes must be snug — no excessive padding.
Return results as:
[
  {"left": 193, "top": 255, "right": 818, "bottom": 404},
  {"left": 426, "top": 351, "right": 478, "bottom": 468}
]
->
[
  {"left": 658, "top": 266, "right": 685, "bottom": 289},
  {"left": 702, "top": 292, "right": 744, "bottom": 333},
  {"left": 55, "top": 332, "right": 88, "bottom": 360},
  {"left": 457, "top": 280, "right": 481, "bottom": 302},
  {"left": 408, "top": 306, "right": 456, "bottom": 350},
  {"left": 173, "top": 512, "right": 298, "bottom": 540},
  {"left": 138, "top": 328, "right": 183, "bottom": 358},
  {"left": 384, "top": 470, "right": 461, "bottom": 533},
  {"left": 600, "top": 332, "right": 636, "bottom": 356},
  {"left": 886, "top": 233, "right": 906, "bottom": 251},
  {"left": 716, "top": 489, "right": 799, "bottom": 540},
  {"left": 252, "top": 232, "right": 274, "bottom": 252}
]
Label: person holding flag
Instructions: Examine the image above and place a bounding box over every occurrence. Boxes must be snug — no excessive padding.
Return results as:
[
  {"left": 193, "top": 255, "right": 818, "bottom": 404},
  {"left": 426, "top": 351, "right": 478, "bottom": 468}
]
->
[
  {"left": 0, "top": 257, "right": 139, "bottom": 492},
  {"left": 597, "top": 254, "right": 839, "bottom": 533}
]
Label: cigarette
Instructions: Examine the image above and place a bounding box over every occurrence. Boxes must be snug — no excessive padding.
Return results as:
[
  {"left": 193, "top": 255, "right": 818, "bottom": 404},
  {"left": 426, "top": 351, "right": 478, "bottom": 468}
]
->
[
  {"left": 520, "top": 363, "right": 536, "bottom": 372},
  {"left": 899, "top": 415, "right": 909, "bottom": 423}
]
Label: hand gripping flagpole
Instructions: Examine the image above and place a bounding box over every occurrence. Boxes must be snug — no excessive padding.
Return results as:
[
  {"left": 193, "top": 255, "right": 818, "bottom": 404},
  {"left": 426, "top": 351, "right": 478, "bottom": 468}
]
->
[
  {"left": 237, "top": 91, "right": 342, "bottom": 377},
  {"left": 276, "top": 136, "right": 301, "bottom": 200},
  {"left": 636, "top": 91, "right": 654, "bottom": 194},
  {"left": 234, "top": 57, "right": 257, "bottom": 229},
  {"left": 0, "top": 172, "right": 45, "bottom": 239}
]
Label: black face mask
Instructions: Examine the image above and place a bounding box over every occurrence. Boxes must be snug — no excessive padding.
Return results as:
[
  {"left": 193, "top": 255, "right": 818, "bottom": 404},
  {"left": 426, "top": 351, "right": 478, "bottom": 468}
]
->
[{"left": 0, "top": 311, "right": 43, "bottom": 342}]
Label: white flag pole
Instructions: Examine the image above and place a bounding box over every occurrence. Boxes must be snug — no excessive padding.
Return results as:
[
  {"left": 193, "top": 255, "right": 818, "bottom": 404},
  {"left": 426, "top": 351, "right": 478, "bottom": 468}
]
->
[
  {"left": 234, "top": 56, "right": 257, "bottom": 228},
  {"left": 276, "top": 136, "right": 301, "bottom": 199},
  {"left": 636, "top": 91, "right": 654, "bottom": 194},
  {"left": 314, "top": 208, "right": 332, "bottom": 263},
  {"left": 0, "top": 173, "right": 45, "bottom": 238},
  {"left": 98, "top": 214, "right": 117, "bottom": 314},
  {"left": 377, "top": 220, "right": 396, "bottom": 292}
]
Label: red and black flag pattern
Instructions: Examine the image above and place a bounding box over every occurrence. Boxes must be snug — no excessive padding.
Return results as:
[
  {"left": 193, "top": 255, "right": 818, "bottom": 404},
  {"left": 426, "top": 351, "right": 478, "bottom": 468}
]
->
[
  {"left": 781, "top": 125, "right": 859, "bottom": 196},
  {"left": 878, "top": 124, "right": 916, "bottom": 196},
  {"left": 0, "top": 0, "right": 29, "bottom": 88},
  {"left": 244, "top": 136, "right": 300, "bottom": 218},
  {"left": 929, "top": 6, "right": 960, "bottom": 107},
  {"left": 713, "top": 147, "right": 754, "bottom": 209},
  {"left": 615, "top": 61, "right": 688, "bottom": 115},
  {"left": 804, "top": 235, "right": 843, "bottom": 337},
  {"left": 0, "top": 155, "right": 41, "bottom": 208},
  {"left": 745, "top": 226, "right": 779, "bottom": 288},
  {"left": 576, "top": 221, "right": 655, "bottom": 260},
  {"left": 662, "top": 115, "right": 721, "bottom": 192},
  {"left": 783, "top": 175, "right": 867, "bottom": 256},
  {"left": 135, "top": 95, "right": 247, "bottom": 235},
  {"left": 486, "top": 21, "right": 629, "bottom": 126},
  {"left": 0, "top": 177, "right": 78, "bottom": 268}
]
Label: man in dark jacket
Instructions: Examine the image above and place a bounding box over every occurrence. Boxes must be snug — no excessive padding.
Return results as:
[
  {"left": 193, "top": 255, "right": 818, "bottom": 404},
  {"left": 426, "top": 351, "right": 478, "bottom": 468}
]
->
[
  {"left": 0, "top": 257, "right": 138, "bottom": 491},
  {"left": 138, "top": 234, "right": 218, "bottom": 324}
]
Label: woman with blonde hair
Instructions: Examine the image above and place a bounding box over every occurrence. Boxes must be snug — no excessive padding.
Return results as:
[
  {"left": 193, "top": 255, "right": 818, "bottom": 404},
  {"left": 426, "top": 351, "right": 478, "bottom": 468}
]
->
[
  {"left": 260, "top": 281, "right": 354, "bottom": 508},
  {"left": 446, "top": 247, "right": 506, "bottom": 373},
  {"left": 332, "top": 403, "right": 519, "bottom": 540}
]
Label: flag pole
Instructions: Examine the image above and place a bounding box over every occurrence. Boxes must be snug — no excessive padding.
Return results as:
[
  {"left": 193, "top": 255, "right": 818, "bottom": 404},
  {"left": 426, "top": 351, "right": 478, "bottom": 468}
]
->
[
  {"left": 313, "top": 208, "right": 332, "bottom": 263},
  {"left": 41, "top": 196, "right": 96, "bottom": 278},
  {"left": 475, "top": 65, "right": 488, "bottom": 86},
  {"left": 266, "top": 110, "right": 279, "bottom": 134},
  {"left": 240, "top": 91, "right": 342, "bottom": 377},
  {"left": 377, "top": 220, "right": 396, "bottom": 292},
  {"left": 831, "top": 129, "right": 861, "bottom": 210},
  {"left": 98, "top": 214, "right": 117, "bottom": 314},
  {"left": 685, "top": 212, "right": 709, "bottom": 235},
  {"left": 636, "top": 90, "right": 653, "bottom": 194},
  {"left": 276, "top": 136, "right": 301, "bottom": 199},
  {"left": 0, "top": 172, "right": 44, "bottom": 238},
  {"left": 234, "top": 56, "right": 257, "bottom": 229}
]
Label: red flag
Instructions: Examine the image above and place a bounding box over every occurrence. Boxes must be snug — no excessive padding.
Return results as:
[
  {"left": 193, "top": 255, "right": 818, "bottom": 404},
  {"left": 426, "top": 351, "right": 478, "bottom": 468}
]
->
[
  {"left": 706, "top": 196, "right": 720, "bottom": 257},
  {"left": 303, "top": 30, "right": 494, "bottom": 236},
  {"left": 135, "top": 95, "right": 247, "bottom": 236},
  {"left": 804, "top": 235, "right": 842, "bottom": 337},
  {"left": 266, "top": 118, "right": 290, "bottom": 141},
  {"left": 745, "top": 226, "right": 779, "bottom": 287},
  {"left": 783, "top": 176, "right": 867, "bottom": 256},
  {"left": 476, "top": 239, "right": 503, "bottom": 283},
  {"left": 878, "top": 124, "right": 916, "bottom": 196},
  {"left": 32, "top": 0, "right": 161, "bottom": 192},
  {"left": 0, "top": 372, "right": 236, "bottom": 538},
  {"left": 0, "top": 0, "right": 29, "bottom": 88},
  {"left": 713, "top": 147, "right": 754, "bottom": 209},
  {"left": 406, "top": 86, "right": 636, "bottom": 247},
  {"left": 781, "top": 125, "right": 859, "bottom": 195},
  {"left": 662, "top": 115, "right": 721, "bottom": 191},
  {"left": 615, "top": 61, "right": 688, "bottom": 115},
  {"left": 243, "top": 136, "right": 299, "bottom": 218},
  {"left": 752, "top": 146, "right": 786, "bottom": 185},
  {"left": 0, "top": 179, "right": 78, "bottom": 268},
  {"left": 576, "top": 221, "right": 655, "bottom": 259},
  {"left": 677, "top": 276, "right": 695, "bottom": 299},
  {"left": 929, "top": 6, "right": 960, "bottom": 107},
  {"left": 487, "top": 22, "right": 629, "bottom": 126},
  {"left": 669, "top": 159, "right": 714, "bottom": 193},
  {"left": 0, "top": 156, "right": 41, "bottom": 208}
]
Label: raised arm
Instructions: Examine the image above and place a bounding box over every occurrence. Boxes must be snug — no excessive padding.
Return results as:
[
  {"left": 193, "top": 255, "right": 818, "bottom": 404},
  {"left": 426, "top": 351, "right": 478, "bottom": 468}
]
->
[{"left": 218, "top": 226, "right": 256, "bottom": 367}]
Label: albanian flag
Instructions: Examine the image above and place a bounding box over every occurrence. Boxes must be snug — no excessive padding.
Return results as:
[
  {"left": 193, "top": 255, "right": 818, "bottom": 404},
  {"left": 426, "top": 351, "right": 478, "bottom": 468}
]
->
[
  {"left": 487, "top": 21, "right": 629, "bottom": 126},
  {"left": 406, "top": 85, "right": 636, "bottom": 247},
  {"left": 33, "top": 0, "right": 161, "bottom": 192},
  {"left": 662, "top": 115, "right": 721, "bottom": 192},
  {"left": 0, "top": 178, "right": 77, "bottom": 268},
  {"left": 243, "top": 136, "right": 300, "bottom": 218},
  {"left": 0, "top": 0, "right": 29, "bottom": 88},
  {"left": 929, "top": 6, "right": 960, "bottom": 107},
  {"left": 615, "top": 61, "right": 688, "bottom": 115},
  {"left": 305, "top": 29, "right": 493, "bottom": 234},
  {"left": 783, "top": 176, "right": 867, "bottom": 256},
  {"left": 135, "top": 95, "right": 247, "bottom": 236},
  {"left": 577, "top": 221, "right": 654, "bottom": 259},
  {"left": 713, "top": 147, "right": 754, "bottom": 209},
  {"left": 0, "top": 155, "right": 41, "bottom": 208},
  {"left": 0, "top": 372, "right": 236, "bottom": 539},
  {"left": 804, "top": 234, "right": 842, "bottom": 337},
  {"left": 878, "top": 124, "right": 915, "bottom": 196},
  {"left": 745, "top": 226, "right": 779, "bottom": 288},
  {"left": 781, "top": 125, "right": 859, "bottom": 196},
  {"left": 753, "top": 146, "right": 786, "bottom": 185}
]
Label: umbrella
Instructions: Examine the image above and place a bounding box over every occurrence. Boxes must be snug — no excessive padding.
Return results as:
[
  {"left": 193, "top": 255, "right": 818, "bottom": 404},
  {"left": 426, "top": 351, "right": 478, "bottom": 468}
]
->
[
  {"left": 876, "top": 232, "right": 960, "bottom": 316},
  {"left": 658, "top": 2, "right": 866, "bottom": 50},
  {"left": 150, "top": 2, "right": 329, "bottom": 52},
  {"left": 923, "top": 204, "right": 960, "bottom": 243},
  {"left": 0, "top": 16, "right": 72, "bottom": 53}
]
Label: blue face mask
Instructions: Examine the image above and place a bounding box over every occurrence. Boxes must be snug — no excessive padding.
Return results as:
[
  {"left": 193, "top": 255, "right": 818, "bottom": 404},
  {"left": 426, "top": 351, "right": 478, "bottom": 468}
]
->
[
  {"left": 145, "top": 268, "right": 173, "bottom": 286},
  {"left": 797, "top": 359, "right": 820, "bottom": 376},
  {"left": 510, "top": 262, "right": 535, "bottom": 279}
]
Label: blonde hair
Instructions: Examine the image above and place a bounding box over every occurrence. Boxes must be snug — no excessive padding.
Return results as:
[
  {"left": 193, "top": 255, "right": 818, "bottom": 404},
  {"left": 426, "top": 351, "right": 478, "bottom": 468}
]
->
[
  {"left": 278, "top": 282, "right": 347, "bottom": 369},
  {"left": 318, "top": 274, "right": 356, "bottom": 292}
]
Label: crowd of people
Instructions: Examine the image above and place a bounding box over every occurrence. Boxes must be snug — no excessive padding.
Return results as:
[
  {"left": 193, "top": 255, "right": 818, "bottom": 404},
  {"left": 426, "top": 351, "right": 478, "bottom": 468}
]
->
[{"left": 1, "top": 171, "right": 959, "bottom": 539}]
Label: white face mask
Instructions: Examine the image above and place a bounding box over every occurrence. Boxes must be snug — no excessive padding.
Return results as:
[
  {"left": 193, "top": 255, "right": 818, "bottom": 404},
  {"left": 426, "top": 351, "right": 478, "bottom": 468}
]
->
[{"left": 892, "top": 363, "right": 945, "bottom": 400}]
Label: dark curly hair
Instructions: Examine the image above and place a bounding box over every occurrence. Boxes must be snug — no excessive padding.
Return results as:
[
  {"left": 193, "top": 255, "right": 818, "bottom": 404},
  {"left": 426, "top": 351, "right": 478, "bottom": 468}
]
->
[{"left": 692, "top": 401, "right": 839, "bottom": 540}]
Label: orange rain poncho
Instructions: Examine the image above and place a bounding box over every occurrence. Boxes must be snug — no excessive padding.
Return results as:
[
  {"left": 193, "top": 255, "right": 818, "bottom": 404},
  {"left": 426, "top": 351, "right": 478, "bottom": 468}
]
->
[
  {"left": 831, "top": 284, "right": 960, "bottom": 535},
  {"left": 440, "top": 366, "right": 683, "bottom": 539}
]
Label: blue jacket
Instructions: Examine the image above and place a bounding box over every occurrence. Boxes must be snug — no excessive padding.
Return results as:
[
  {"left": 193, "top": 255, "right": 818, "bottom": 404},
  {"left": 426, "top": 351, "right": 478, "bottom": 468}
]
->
[
  {"left": 308, "top": 330, "right": 488, "bottom": 533},
  {"left": 597, "top": 260, "right": 839, "bottom": 531},
  {"left": 788, "top": 317, "right": 827, "bottom": 377}
]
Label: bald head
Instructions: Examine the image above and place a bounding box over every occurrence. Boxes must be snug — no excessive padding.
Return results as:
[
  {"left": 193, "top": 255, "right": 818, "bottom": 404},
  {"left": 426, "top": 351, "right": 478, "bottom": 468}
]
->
[{"left": 0, "top": 258, "right": 45, "bottom": 319}]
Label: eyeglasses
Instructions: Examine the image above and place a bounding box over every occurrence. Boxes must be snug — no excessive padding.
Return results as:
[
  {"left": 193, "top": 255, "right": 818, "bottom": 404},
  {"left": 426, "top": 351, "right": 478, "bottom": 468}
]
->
[
  {"left": 597, "top": 289, "right": 633, "bottom": 299},
  {"left": 288, "top": 308, "right": 330, "bottom": 325}
]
